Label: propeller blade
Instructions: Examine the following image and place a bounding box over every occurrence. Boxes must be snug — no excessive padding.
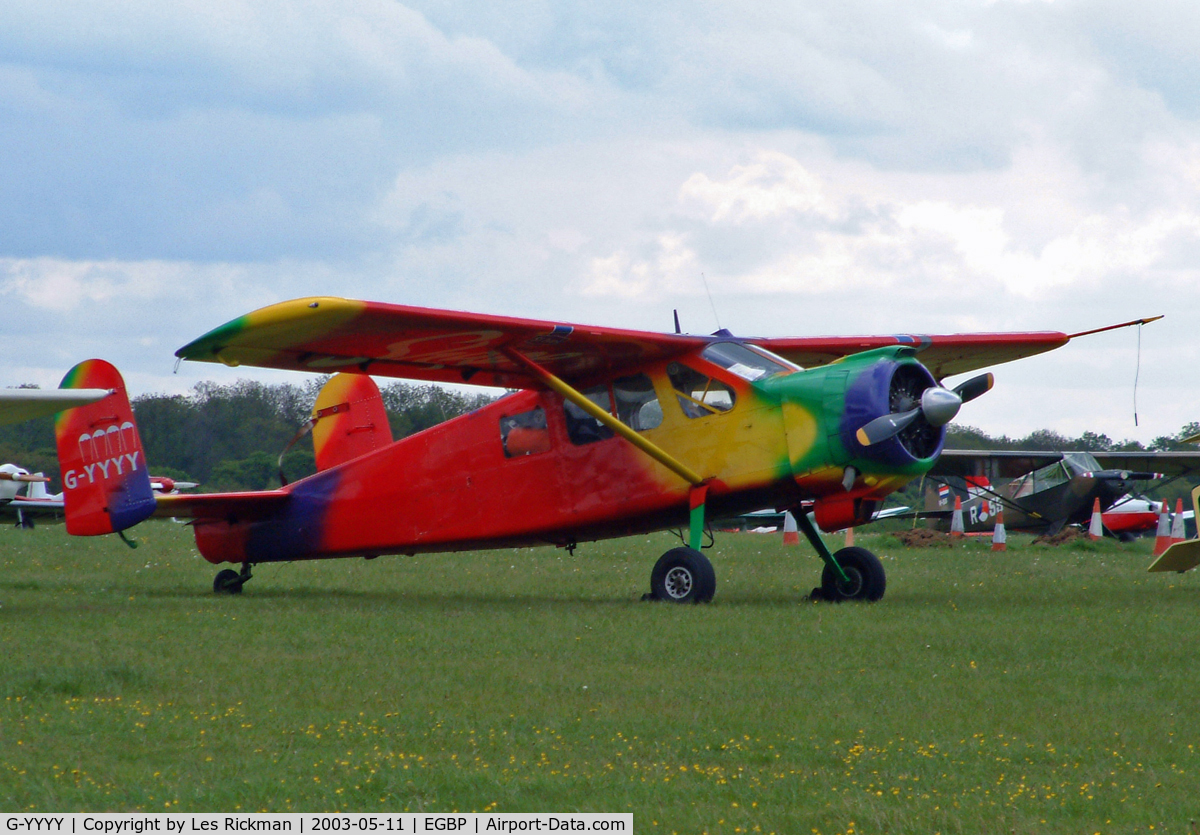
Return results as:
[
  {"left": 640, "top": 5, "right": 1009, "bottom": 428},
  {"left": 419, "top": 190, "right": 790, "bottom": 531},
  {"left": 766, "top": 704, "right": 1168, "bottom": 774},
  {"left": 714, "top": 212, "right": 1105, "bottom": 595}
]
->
[
  {"left": 952, "top": 372, "right": 994, "bottom": 404},
  {"left": 0, "top": 472, "right": 49, "bottom": 483},
  {"left": 857, "top": 374, "right": 993, "bottom": 447},
  {"left": 856, "top": 409, "right": 920, "bottom": 446}
]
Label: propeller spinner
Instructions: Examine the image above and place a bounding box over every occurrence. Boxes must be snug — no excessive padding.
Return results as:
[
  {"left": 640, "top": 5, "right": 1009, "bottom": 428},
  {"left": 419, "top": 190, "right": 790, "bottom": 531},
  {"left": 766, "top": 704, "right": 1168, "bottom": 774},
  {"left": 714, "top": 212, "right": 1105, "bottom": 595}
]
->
[{"left": 856, "top": 372, "right": 993, "bottom": 448}]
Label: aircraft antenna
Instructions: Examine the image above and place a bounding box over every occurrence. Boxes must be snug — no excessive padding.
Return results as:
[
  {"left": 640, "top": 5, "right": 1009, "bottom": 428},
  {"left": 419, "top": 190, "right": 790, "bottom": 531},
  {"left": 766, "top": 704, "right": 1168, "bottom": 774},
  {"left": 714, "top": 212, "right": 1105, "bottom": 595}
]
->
[
  {"left": 673, "top": 309, "right": 682, "bottom": 334},
  {"left": 1134, "top": 321, "right": 1143, "bottom": 427},
  {"left": 700, "top": 272, "right": 722, "bottom": 331}
]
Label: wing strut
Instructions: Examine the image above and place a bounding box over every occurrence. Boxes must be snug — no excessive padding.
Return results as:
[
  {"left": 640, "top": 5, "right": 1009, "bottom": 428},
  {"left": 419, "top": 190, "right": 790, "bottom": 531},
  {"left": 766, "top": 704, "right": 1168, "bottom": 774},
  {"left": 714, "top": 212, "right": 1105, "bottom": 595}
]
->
[{"left": 503, "top": 348, "right": 711, "bottom": 549}]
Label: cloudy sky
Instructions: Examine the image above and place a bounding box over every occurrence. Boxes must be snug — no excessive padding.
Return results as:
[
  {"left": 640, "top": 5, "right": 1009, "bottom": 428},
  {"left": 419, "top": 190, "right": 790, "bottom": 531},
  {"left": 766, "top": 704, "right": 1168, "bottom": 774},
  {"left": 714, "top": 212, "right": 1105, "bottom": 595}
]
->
[{"left": 2, "top": 0, "right": 1198, "bottom": 443}]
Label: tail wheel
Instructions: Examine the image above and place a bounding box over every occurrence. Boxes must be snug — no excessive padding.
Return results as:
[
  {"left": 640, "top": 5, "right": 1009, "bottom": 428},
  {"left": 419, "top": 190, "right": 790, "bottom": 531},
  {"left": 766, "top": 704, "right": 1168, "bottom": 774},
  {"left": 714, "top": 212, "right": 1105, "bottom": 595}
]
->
[
  {"left": 213, "top": 568, "right": 245, "bottom": 595},
  {"left": 649, "top": 547, "right": 716, "bottom": 603},
  {"left": 819, "top": 546, "right": 886, "bottom": 602}
]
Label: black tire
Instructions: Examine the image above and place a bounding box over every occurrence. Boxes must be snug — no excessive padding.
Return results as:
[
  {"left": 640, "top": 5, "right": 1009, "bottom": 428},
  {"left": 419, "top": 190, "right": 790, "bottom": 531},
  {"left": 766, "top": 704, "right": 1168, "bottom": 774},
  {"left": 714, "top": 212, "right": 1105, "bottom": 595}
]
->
[
  {"left": 649, "top": 547, "right": 716, "bottom": 603},
  {"left": 213, "top": 568, "right": 244, "bottom": 595},
  {"left": 819, "top": 547, "right": 885, "bottom": 602}
]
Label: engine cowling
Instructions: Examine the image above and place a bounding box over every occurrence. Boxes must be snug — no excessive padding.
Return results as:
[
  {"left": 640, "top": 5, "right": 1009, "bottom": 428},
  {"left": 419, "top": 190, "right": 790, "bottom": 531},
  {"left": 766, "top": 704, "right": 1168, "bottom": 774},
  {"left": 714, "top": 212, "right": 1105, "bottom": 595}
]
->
[{"left": 761, "top": 347, "right": 951, "bottom": 526}]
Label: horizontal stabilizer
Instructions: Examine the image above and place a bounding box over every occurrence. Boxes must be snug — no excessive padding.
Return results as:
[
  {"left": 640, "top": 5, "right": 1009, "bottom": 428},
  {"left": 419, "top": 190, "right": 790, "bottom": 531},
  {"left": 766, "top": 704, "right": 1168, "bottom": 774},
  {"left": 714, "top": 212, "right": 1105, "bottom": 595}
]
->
[{"left": 154, "top": 490, "right": 289, "bottom": 521}]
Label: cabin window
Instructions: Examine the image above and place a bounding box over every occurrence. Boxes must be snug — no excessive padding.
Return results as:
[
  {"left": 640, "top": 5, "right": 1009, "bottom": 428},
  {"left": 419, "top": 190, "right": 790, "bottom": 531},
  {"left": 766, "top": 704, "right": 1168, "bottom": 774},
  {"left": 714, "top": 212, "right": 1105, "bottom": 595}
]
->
[
  {"left": 500, "top": 407, "right": 551, "bottom": 458},
  {"left": 667, "top": 362, "right": 735, "bottom": 418},
  {"left": 613, "top": 374, "right": 663, "bottom": 431},
  {"left": 563, "top": 385, "right": 615, "bottom": 445},
  {"left": 1012, "top": 459, "right": 1071, "bottom": 497},
  {"left": 701, "top": 342, "right": 796, "bottom": 380}
]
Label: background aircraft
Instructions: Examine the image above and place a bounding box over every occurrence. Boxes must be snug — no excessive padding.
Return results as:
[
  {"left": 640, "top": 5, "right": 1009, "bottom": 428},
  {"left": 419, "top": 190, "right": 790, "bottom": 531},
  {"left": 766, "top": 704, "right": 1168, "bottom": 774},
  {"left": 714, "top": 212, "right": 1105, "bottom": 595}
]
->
[
  {"left": 0, "top": 387, "right": 109, "bottom": 426},
  {"left": 921, "top": 449, "right": 1200, "bottom": 536},
  {"left": 0, "top": 463, "right": 62, "bottom": 526},
  {"left": 1, "top": 462, "right": 194, "bottom": 528},
  {"left": 50, "top": 296, "right": 1142, "bottom": 602}
]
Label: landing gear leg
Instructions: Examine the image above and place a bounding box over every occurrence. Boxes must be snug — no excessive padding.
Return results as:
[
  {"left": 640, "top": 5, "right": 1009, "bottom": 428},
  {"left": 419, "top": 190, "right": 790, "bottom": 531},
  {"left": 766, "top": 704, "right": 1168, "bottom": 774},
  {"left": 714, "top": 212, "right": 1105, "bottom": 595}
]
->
[
  {"left": 213, "top": 562, "right": 253, "bottom": 595},
  {"left": 794, "top": 511, "right": 886, "bottom": 602}
]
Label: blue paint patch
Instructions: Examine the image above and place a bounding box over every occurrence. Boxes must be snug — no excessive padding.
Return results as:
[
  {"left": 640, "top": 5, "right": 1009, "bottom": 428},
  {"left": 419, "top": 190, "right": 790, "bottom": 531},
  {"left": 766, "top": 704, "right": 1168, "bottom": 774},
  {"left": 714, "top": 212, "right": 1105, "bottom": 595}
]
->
[
  {"left": 840, "top": 359, "right": 944, "bottom": 468},
  {"left": 108, "top": 471, "right": 156, "bottom": 532},
  {"left": 527, "top": 325, "right": 575, "bottom": 346},
  {"left": 245, "top": 471, "right": 342, "bottom": 561}
]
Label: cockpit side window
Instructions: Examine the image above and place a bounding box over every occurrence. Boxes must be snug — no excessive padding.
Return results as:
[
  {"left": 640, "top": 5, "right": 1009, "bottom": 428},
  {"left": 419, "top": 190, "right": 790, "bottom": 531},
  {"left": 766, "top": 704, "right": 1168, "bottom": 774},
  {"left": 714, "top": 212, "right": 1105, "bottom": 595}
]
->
[
  {"left": 701, "top": 342, "right": 796, "bottom": 381},
  {"left": 1031, "top": 460, "right": 1071, "bottom": 492},
  {"left": 500, "top": 407, "right": 551, "bottom": 458},
  {"left": 667, "top": 362, "right": 735, "bottom": 419},
  {"left": 563, "top": 385, "right": 615, "bottom": 445},
  {"left": 612, "top": 373, "right": 663, "bottom": 432}
]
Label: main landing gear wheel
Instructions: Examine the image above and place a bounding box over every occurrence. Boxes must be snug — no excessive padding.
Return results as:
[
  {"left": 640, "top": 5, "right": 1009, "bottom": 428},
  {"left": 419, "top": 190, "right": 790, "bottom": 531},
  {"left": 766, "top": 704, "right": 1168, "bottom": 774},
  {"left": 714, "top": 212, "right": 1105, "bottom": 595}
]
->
[
  {"left": 812, "top": 546, "right": 886, "bottom": 603},
  {"left": 646, "top": 547, "right": 716, "bottom": 603},
  {"left": 213, "top": 565, "right": 252, "bottom": 595}
]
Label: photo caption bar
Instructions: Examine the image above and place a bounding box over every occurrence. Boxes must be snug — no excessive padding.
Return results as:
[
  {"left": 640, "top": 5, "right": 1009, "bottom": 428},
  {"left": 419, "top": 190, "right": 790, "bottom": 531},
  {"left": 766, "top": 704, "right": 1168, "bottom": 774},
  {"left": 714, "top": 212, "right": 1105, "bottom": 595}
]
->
[{"left": 0, "top": 815, "right": 632, "bottom": 835}]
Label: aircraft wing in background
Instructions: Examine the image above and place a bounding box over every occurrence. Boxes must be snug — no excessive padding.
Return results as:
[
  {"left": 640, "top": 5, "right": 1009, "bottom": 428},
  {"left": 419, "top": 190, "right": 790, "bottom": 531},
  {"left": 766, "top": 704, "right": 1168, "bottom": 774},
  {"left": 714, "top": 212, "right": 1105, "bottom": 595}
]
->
[
  {"left": 0, "top": 388, "right": 111, "bottom": 426},
  {"left": 933, "top": 449, "right": 1200, "bottom": 481}
]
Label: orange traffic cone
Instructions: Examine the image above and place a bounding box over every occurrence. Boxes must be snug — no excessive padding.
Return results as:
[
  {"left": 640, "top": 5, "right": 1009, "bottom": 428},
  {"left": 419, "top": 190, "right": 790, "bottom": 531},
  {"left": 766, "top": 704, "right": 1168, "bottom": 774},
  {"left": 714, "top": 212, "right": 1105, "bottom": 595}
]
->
[
  {"left": 845, "top": 526, "right": 855, "bottom": 546},
  {"left": 991, "top": 509, "right": 1007, "bottom": 552},
  {"left": 1170, "top": 498, "right": 1186, "bottom": 545},
  {"left": 950, "top": 495, "right": 965, "bottom": 538},
  {"left": 1153, "top": 501, "right": 1172, "bottom": 557},
  {"left": 1087, "top": 497, "right": 1103, "bottom": 541},
  {"left": 782, "top": 511, "right": 800, "bottom": 546}
]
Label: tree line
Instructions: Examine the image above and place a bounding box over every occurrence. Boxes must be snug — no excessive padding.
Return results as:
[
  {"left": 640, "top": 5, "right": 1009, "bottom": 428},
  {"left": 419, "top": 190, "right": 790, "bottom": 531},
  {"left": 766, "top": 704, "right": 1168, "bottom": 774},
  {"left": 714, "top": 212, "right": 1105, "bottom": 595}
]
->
[
  {"left": 946, "top": 423, "right": 1200, "bottom": 453},
  {"left": 0, "top": 378, "right": 495, "bottom": 492},
  {"left": 1, "top": 378, "right": 1196, "bottom": 493}
]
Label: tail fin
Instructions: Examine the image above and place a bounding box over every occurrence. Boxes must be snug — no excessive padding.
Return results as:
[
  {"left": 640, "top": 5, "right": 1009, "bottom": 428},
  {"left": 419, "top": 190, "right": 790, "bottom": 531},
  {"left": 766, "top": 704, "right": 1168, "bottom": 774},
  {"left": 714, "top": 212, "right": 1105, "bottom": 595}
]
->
[
  {"left": 55, "top": 360, "right": 156, "bottom": 536},
  {"left": 311, "top": 373, "right": 393, "bottom": 471},
  {"left": 26, "top": 479, "right": 53, "bottom": 501}
]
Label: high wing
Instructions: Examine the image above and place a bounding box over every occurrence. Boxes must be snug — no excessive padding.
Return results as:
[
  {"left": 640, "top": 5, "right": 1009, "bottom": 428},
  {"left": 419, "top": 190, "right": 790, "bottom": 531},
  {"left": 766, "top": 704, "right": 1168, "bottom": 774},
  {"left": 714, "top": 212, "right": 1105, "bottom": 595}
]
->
[
  {"left": 176, "top": 297, "right": 709, "bottom": 388},
  {"left": 755, "top": 316, "right": 1161, "bottom": 379},
  {"left": 934, "top": 450, "right": 1069, "bottom": 480},
  {"left": 1092, "top": 451, "right": 1200, "bottom": 477},
  {"left": 933, "top": 449, "right": 1200, "bottom": 480},
  {"left": 176, "top": 296, "right": 1121, "bottom": 388},
  {"left": 752, "top": 333, "right": 1070, "bottom": 380}
]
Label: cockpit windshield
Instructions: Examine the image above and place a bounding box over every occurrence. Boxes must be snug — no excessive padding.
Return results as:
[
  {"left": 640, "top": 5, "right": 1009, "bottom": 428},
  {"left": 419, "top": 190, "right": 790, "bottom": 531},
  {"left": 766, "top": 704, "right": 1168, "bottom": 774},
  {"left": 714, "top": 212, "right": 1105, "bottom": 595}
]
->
[
  {"left": 1061, "top": 452, "right": 1104, "bottom": 475},
  {"left": 1010, "top": 452, "right": 1103, "bottom": 498},
  {"left": 701, "top": 342, "right": 798, "bottom": 382}
]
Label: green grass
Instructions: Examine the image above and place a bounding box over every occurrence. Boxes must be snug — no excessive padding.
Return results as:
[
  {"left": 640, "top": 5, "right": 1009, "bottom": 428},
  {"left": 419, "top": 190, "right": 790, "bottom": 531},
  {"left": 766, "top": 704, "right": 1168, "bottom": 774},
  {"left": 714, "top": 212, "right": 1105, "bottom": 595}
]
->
[{"left": 2, "top": 521, "right": 1198, "bottom": 833}]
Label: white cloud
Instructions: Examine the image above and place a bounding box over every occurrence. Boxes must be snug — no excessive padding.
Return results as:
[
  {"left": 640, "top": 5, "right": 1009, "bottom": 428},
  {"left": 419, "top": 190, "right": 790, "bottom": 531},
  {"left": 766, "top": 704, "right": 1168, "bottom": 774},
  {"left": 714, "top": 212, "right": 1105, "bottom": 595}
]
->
[
  {"left": 0, "top": 257, "right": 183, "bottom": 312},
  {"left": 679, "top": 152, "right": 835, "bottom": 223},
  {"left": 3, "top": 0, "right": 1200, "bottom": 445}
]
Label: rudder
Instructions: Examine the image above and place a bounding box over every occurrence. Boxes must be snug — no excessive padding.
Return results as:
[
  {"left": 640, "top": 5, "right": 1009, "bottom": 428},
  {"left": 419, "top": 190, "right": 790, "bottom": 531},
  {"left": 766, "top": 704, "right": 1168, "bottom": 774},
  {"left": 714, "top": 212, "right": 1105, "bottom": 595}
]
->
[{"left": 55, "top": 359, "right": 156, "bottom": 536}]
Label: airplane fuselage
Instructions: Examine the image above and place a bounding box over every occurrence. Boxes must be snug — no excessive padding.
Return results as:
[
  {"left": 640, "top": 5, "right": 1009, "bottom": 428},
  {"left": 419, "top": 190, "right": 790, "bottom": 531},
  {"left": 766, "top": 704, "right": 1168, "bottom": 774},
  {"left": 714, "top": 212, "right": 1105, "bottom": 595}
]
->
[{"left": 190, "top": 345, "right": 939, "bottom": 565}]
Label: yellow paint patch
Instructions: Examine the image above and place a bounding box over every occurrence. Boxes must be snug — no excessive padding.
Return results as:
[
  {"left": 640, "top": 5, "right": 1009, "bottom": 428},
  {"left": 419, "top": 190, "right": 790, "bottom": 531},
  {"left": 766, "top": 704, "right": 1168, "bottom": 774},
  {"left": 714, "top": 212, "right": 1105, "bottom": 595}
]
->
[{"left": 782, "top": 401, "right": 819, "bottom": 468}]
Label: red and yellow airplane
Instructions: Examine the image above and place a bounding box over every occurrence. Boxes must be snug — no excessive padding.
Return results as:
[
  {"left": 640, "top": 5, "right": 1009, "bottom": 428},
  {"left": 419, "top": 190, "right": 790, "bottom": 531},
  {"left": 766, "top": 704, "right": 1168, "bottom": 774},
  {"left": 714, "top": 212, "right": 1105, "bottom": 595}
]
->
[{"left": 51, "top": 297, "right": 1148, "bottom": 602}]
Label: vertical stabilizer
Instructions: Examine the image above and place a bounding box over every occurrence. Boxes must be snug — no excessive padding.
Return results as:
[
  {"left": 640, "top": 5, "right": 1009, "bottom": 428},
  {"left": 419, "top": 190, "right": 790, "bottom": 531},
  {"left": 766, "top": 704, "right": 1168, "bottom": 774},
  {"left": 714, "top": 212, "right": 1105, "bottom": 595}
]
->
[
  {"left": 311, "top": 373, "right": 393, "bottom": 471},
  {"left": 55, "top": 360, "right": 155, "bottom": 535}
]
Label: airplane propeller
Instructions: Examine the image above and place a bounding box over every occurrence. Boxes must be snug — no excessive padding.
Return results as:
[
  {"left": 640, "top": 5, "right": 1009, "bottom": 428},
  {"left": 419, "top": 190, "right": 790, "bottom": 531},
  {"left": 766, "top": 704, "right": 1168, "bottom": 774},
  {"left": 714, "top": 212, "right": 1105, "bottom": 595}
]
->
[{"left": 856, "top": 372, "right": 993, "bottom": 448}]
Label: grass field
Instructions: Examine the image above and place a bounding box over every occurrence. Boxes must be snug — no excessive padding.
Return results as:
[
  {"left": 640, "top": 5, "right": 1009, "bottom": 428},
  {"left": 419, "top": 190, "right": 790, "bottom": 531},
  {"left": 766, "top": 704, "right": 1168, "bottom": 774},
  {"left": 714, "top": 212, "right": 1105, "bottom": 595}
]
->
[{"left": 1, "top": 521, "right": 1198, "bottom": 833}]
